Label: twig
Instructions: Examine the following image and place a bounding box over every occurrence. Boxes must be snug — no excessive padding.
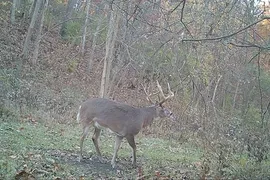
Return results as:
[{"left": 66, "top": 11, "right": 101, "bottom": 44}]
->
[
  {"left": 182, "top": 17, "right": 270, "bottom": 42},
  {"left": 180, "top": 0, "right": 186, "bottom": 22},
  {"left": 229, "top": 42, "right": 270, "bottom": 50}
]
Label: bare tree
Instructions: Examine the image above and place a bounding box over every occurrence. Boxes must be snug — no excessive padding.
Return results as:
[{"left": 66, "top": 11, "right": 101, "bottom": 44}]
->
[
  {"left": 10, "top": 0, "right": 17, "bottom": 24},
  {"left": 28, "top": 0, "right": 37, "bottom": 21},
  {"left": 87, "top": 2, "right": 105, "bottom": 72},
  {"left": 81, "top": 0, "right": 92, "bottom": 56},
  {"left": 100, "top": 1, "right": 124, "bottom": 98},
  {"left": 22, "top": 0, "right": 42, "bottom": 59},
  {"left": 60, "top": 0, "right": 77, "bottom": 37},
  {"left": 87, "top": 12, "right": 104, "bottom": 72},
  {"left": 32, "top": 0, "right": 49, "bottom": 65}
]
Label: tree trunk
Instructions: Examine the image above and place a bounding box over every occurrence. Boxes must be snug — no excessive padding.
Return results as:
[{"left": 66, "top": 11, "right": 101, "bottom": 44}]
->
[
  {"left": 60, "top": 0, "right": 77, "bottom": 37},
  {"left": 100, "top": 1, "right": 123, "bottom": 98},
  {"left": 81, "top": 0, "right": 92, "bottom": 56},
  {"left": 32, "top": 0, "right": 49, "bottom": 65},
  {"left": 107, "top": 0, "right": 131, "bottom": 96},
  {"left": 28, "top": 0, "right": 37, "bottom": 21},
  {"left": 10, "top": 0, "right": 17, "bottom": 24},
  {"left": 22, "top": 0, "right": 42, "bottom": 59}
]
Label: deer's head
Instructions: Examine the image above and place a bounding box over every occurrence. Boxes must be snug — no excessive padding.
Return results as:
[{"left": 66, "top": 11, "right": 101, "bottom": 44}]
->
[{"left": 143, "top": 81, "right": 176, "bottom": 121}]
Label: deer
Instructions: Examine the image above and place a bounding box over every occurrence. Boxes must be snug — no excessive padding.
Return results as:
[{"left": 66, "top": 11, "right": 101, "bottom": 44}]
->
[{"left": 76, "top": 81, "right": 175, "bottom": 168}]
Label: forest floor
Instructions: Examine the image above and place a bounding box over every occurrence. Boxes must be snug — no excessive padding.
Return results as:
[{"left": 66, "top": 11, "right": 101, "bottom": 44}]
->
[
  {"left": 0, "top": 118, "right": 202, "bottom": 179},
  {"left": 0, "top": 11, "right": 203, "bottom": 179},
  {"left": 1, "top": 5, "right": 270, "bottom": 179}
]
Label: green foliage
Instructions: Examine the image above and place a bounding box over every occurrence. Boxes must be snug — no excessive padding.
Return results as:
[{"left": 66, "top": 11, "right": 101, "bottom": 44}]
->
[
  {"left": 0, "top": 0, "right": 12, "bottom": 20},
  {"left": 61, "top": 21, "right": 82, "bottom": 43},
  {"left": 259, "top": 68, "right": 270, "bottom": 94},
  {"left": 44, "top": 10, "right": 55, "bottom": 28},
  {"left": 0, "top": 159, "right": 17, "bottom": 180},
  {"left": 90, "top": 15, "right": 108, "bottom": 44},
  {"left": 245, "top": 63, "right": 270, "bottom": 97},
  {"left": 243, "top": 104, "right": 262, "bottom": 127},
  {"left": 0, "top": 68, "right": 20, "bottom": 105},
  {"left": 0, "top": 106, "right": 19, "bottom": 122},
  {"left": 67, "top": 58, "right": 79, "bottom": 73},
  {"left": 46, "top": 0, "right": 66, "bottom": 24},
  {"left": 231, "top": 154, "right": 270, "bottom": 179},
  {"left": 45, "top": 0, "right": 81, "bottom": 28},
  {"left": 223, "top": 94, "right": 233, "bottom": 111},
  {"left": 185, "top": 55, "right": 198, "bottom": 77}
]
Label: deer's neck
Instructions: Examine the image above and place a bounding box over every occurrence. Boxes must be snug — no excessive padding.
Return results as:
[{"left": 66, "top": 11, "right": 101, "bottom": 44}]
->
[{"left": 140, "top": 106, "right": 157, "bottom": 128}]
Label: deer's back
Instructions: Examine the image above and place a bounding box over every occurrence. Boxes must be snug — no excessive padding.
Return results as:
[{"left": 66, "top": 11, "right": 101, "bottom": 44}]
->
[{"left": 80, "top": 98, "right": 143, "bottom": 135}]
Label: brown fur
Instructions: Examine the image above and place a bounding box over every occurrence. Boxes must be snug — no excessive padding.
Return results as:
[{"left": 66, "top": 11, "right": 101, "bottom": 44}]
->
[{"left": 77, "top": 98, "right": 173, "bottom": 168}]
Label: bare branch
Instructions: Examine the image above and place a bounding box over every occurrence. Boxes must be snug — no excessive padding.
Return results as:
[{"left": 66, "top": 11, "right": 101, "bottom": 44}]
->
[
  {"left": 169, "top": 0, "right": 184, "bottom": 14},
  {"left": 211, "top": 75, "right": 222, "bottom": 103},
  {"left": 180, "top": 0, "right": 186, "bottom": 22},
  {"left": 229, "top": 42, "right": 270, "bottom": 50},
  {"left": 141, "top": 83, "right": 159, "bottom": 104},
  {"left": 182, "top": 17, "right": 270, "bottom": 42}
]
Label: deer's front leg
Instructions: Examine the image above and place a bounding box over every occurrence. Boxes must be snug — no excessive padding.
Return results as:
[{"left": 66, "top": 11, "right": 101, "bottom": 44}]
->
[
  {"left": 126, "top": 135, "right": 136, "bottom": 166},
  {"left": 111, "top": 135, "right": 123, "bottom": 168}
]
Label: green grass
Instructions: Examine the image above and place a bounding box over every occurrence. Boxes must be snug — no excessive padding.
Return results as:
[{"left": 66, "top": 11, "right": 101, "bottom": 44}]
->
[
  {"left": 0, "top": 120, "right": 80, "bottom": 179},
  {"left": 1, "top": 117, "right": 269, "bottom": 179},
  {"left": 0, "top": 117, "right": 204, "bottom": 179}
]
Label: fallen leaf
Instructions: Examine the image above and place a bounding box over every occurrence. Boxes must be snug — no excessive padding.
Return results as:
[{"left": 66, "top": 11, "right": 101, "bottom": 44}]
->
[
  {"left": 53, "top": 163, "right": 61, "bottom": 171},
  {"left": 79, "top": 176, "right": 85, "bottom": 180},
  {"left": 155, "top": 171, "right": 160, "bottom": 177},
  {"left": 19, "top": 127, "right": 25, "bottom": 131},
  {"left": 15, "top": 170, "right": 35, "bottom": 180}
]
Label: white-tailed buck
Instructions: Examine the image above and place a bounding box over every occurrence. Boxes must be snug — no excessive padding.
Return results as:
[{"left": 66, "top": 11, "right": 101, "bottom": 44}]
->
[{"left": 76, "top": 81, "right": 175, "bottom": 168}]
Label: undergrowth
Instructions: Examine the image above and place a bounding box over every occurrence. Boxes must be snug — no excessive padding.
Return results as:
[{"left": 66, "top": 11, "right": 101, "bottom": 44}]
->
[{"left": 1, "top": 112, "right": 269, "bottom": 179}]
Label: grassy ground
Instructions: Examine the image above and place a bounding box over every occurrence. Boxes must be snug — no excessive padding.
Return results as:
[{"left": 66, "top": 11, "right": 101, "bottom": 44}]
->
[
  {"left": 0, "top": 117, "right": 203, "bottom": 179},
  {"left": 1, "top": 113, "right": 269, "bottom": 179}
]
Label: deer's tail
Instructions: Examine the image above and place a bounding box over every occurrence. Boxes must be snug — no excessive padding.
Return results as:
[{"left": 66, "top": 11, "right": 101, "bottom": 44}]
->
[{"left": 76, "top": 106, "right": 81, "bottom": 123}]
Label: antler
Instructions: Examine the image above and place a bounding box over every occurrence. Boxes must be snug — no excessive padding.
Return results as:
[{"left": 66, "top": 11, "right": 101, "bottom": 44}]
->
[
  {"left": 156, "top": 80, "right": 174, "bottom": 106},
  {"left": 141, "top": 83, "right": 159, "bottom": 104},
  {"left": 141, "top": 81, "right": 174, "bottom": 105}
]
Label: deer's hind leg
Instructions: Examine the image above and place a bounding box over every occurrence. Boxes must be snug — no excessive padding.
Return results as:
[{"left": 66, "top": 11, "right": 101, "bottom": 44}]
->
[
  {"left": 79, "top": 125, "right": 90, "bottom": 161},
  {"left": 111, "top": 135, "right": 123, "bottom": 168},
  {"left": 92, "top": 127, "right": 102, "bottom": 156},
  {"left": 126, "top": 135, "right": 136, "bottom": 166}
]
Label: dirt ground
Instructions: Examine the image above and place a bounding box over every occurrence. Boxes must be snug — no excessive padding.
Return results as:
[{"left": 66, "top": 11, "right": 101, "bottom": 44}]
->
[{"left": 49, "top": 149, "right": 146, "bottom": 179}]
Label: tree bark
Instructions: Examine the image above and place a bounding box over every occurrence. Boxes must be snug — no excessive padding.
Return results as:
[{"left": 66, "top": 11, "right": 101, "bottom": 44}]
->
[
  {"left": 29, "top": 0, "right": 36, "bottom": 19},
  {"left": 81, "top": 0, "right": 92, "bottom": 56},
  {"left": 60, "top": 0, "right": 77, "bottom": 37},
  {"left": 32, "top": 0, "right": 49, "bottom": 65},
  {"left": 100, "top": 1, "right": 123, "bottom": 98},
  {"left": 22, "top": 0, "right": 42, "bottom": 59},
  {"left": 11, "top": 0, "right": 17, "bottom": 24}
]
